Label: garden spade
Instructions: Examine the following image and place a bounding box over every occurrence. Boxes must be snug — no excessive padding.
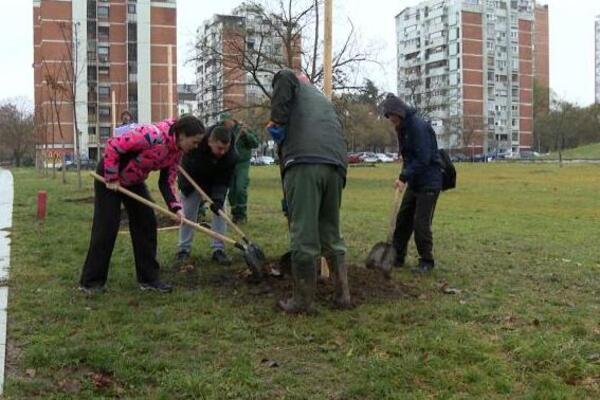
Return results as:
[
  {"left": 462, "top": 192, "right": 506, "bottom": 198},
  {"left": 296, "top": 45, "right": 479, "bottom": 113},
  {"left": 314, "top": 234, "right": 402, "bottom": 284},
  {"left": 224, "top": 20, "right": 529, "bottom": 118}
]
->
[
  {"left": 365, "top": 187, "right": 402, "bottom": 278},
  {"left": 177, "top": 166, "right": 265, "bottom": 279},
  {"left": 91, "top": 172, "right": 264, "bottom": 279}
]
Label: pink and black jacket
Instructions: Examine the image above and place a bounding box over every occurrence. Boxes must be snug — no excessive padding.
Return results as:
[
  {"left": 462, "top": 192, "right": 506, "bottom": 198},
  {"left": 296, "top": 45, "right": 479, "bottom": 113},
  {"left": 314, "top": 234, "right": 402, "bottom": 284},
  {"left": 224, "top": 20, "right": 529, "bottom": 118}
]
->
[{"left": 102, "top": 119, "right": 182, "bottom": 211}]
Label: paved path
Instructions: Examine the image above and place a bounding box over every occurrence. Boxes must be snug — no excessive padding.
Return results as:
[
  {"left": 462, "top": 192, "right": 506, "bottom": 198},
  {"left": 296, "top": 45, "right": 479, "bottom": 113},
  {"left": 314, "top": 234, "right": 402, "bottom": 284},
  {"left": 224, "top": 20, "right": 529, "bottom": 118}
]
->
[{"left": 0, "top": 169, "right": 14, "bottom": 395}]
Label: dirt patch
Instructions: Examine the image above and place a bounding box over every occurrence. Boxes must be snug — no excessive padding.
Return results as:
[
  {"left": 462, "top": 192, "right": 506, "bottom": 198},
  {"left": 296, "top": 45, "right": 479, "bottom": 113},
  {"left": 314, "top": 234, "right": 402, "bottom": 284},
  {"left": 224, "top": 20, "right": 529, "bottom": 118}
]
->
[
  {"left": 62, "top": 196, "right": 95, "bottom": 203},
  {"left": 176, "top": 262, "right": 420, "bottom": 308}
]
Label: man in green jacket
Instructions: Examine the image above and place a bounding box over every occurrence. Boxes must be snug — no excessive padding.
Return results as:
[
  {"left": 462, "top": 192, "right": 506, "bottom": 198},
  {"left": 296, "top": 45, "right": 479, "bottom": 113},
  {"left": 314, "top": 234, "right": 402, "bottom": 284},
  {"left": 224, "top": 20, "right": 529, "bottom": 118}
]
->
[
  {"left": 223, "top": 118, "right": 260, "bottom": 224},
  {"left": 268, "top": 69, "right": 351, "bottom": 314}
]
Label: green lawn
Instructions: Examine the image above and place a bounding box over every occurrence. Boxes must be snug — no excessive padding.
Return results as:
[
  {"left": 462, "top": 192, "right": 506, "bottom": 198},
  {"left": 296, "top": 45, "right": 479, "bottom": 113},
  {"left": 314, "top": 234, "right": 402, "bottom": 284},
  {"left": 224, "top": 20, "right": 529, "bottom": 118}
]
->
[
  {"left": 4, "top": 163, "right": 600, "bottom": 399},
  {"left": 542, "top": 142, "right": 600, "bottom": 160}
]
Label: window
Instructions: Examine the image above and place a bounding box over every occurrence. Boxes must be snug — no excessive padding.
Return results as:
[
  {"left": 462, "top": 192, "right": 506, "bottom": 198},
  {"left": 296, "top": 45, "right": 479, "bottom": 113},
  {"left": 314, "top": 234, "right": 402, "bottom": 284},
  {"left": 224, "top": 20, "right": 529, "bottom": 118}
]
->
[
  {"left": 98, "top": 45, "right": 109, "bottom": 62},
  {"left": 128, "top": 4, "right": 136, "bottom": 14},
  {"left": 88, "top": 126, "right": 96, "bottom": 136},
  {"left": 97, "top": 6, "right": 109, "bottom": 18},
  {"left": 98, "top": 26, "right": 109, "bottom": 40},
  {"left": 99, "top": 106, "right": 111, "bottom": 117},
  {"left": 99, "top": 127, "right": 111, "bottom": 139},
  {"left": 99, "top": 65, "right": 110, "bottom": 75},
  {"left": 98, "top": 86, "right": 110, "bottom": 97}
]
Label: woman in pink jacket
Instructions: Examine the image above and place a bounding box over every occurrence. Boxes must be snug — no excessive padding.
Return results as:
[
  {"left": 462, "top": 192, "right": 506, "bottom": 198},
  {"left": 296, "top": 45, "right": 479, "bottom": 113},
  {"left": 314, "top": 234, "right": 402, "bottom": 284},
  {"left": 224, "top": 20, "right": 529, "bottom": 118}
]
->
[{"left": 79, "top": 115, "right": 205, "bottom": 294}]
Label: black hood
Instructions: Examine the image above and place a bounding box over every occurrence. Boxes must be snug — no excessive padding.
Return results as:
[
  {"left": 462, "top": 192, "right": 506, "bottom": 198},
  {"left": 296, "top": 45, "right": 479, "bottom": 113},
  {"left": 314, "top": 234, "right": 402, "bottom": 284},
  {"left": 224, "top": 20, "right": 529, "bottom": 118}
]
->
[{"left": 381, "top": 93, "right": 407, "bottom": 119}]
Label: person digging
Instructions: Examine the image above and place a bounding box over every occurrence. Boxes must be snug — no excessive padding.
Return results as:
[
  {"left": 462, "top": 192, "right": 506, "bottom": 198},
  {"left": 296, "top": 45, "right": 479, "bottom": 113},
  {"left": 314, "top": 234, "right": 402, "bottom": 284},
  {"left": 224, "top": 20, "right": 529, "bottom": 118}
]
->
[
  {"left": 174, "top": 125, "right": 238, "bottom": 270},
  {"left": 268, "top": 69, "right": 351, "bottom": 314}
]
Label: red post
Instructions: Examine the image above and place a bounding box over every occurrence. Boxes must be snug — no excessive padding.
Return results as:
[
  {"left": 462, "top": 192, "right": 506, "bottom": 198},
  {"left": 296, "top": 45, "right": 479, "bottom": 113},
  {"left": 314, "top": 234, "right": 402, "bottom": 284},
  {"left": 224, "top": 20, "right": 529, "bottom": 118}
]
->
[{"left": 37, "top": 191, "right": 47, "bottom": 220}]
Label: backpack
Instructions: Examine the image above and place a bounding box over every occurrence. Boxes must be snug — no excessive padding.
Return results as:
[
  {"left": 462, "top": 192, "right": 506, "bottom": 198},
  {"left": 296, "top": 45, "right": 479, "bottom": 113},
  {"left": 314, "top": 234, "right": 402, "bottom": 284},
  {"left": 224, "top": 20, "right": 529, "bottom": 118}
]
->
[
  {"left": 425, "top": 121, "right": 456, "bottom": 191},
  {"left": 438, "top": 148, "right": 456, "bottom": 191}
]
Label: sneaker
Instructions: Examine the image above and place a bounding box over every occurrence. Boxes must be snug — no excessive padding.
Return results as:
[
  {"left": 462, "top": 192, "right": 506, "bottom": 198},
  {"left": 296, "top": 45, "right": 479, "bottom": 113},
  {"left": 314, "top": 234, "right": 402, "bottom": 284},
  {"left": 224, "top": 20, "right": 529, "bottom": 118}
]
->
[
  {"left": 232, "top": 216, "right": 247, "bottom": 225},
  {"left": 78, "top": 285, "right": 105, "bottom": 295},
  {"left": 413, "top": 260, "right": 435, "bottom": 273},
  {"left": 212, "top": 249, "right": 232, "bottom": 266},
  {"left": 139, "top": 281, "right": 173, "bottom": 293},
  {"left": 172, "top": 251, "right": 191, "bottom": 270},
  {"left": 394, "top": 256, "right": 405, "bottom": 268}
]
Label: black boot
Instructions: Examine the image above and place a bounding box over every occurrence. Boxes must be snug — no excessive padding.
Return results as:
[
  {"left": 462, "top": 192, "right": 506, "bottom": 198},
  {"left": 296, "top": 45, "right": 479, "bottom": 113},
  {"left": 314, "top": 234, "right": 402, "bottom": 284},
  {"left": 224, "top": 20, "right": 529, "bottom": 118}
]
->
[
  {"left": 326, "top": 254, "right": 352, "bottom": 309},
  {"left": 277, "top": 259, "right": 317, "bottom": 314},
  {"left": 413, "top": 259, "right": 435, "bottom": 273}
]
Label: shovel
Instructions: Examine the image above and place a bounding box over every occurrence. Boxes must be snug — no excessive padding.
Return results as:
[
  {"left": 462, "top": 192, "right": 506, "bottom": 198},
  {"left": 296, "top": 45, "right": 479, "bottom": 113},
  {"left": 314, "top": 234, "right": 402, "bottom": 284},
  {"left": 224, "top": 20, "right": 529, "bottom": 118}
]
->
[
  {"left": 177, "top": 166, "right": 265, "bottom": 278},
  {"left": 365, "top": 187, "right": 402, "bottom": 278},
  {"left": 91, "top": 172, "right": 264, "bottom": 279}
]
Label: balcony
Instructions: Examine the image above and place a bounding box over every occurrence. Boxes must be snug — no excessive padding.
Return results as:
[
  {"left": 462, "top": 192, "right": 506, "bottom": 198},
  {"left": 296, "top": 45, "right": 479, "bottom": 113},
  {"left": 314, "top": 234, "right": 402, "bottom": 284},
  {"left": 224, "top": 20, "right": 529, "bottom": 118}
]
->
[
  {"left": 426, "top": 66, "right": 448, "bottom": 77},
  {"left": 426, "top": 51, "right": 447, "bottom": 63}
]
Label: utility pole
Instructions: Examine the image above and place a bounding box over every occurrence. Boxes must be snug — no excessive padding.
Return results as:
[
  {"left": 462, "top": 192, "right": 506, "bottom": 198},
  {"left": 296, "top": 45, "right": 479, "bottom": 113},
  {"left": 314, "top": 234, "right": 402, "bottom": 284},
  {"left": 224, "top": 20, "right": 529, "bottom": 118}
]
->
[
  {"left": 323, "top": 0, "right": 333, "bottom": 100},
  {"left": 73, "top": 21, "right": 82, "bottom": 188}
]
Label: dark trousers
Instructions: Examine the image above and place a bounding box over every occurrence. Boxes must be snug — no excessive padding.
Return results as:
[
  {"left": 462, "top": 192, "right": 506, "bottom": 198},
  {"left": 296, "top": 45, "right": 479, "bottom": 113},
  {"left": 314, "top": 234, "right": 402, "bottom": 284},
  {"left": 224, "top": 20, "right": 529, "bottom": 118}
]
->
[
  {"left": 392, "top": 187, "right": 439, "bottom": 264},
  {"left": 80, "top": 166, "right": 160, "bottom": 287}
]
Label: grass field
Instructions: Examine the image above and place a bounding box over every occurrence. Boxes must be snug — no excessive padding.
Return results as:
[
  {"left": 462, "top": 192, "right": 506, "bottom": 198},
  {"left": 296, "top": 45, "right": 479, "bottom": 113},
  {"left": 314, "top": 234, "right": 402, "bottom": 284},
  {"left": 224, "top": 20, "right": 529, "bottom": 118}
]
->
[
  {"left": 542, "top": 142, "right": 600, "bottom": 160},
  {"left": 4, "top": 163, "right": 600, "bottom": 399}
]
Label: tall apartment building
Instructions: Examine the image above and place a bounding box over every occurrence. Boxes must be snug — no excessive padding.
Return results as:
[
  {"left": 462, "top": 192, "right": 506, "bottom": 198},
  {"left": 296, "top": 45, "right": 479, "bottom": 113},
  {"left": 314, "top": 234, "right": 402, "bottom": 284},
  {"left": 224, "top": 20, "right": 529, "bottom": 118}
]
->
[
  {"left": 395, "top": 0, "right": 549, "bottom": 155},
  {"left": 195, "top": 3, "right": 301, "bottom": 125},
  {"left": 596, "top": 15, "right": 600, "bottom": 104},
  {"left": 33, "top": 0, "right": 177, "bottom": 161}
]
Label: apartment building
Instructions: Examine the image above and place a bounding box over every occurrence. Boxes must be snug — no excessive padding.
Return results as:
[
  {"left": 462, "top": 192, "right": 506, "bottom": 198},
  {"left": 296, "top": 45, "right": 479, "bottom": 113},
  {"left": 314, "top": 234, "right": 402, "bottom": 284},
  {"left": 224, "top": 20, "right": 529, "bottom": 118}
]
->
[
  {"left": 195, "top": 3, "right": 301, "bottom": 125},
  {"left": 395, "top": 0, "right": 549, "bottom": 155},
  {"left": 596, "top": 15, "right": 600, "bottom": 104},
  {"left": 33, "top": 0, "right": 177, "bottom": 161}
]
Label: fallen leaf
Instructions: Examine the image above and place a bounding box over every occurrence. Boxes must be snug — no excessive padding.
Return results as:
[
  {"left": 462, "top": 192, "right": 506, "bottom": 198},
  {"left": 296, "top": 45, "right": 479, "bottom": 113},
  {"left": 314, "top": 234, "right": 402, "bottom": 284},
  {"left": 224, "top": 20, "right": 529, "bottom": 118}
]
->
[
  {"left": 568, "top": 376, "right": 600, "bottom": 386},
  {"left": 260, "top": 358, "right": 279, "bottom": 368},
  {"left": 586, "top": 353, "right": 600, "bottom": 363},
  {"left": 438, "top": 282, "right": 461, "bottom": 295},
  {"left": 25, "top": 368, "right": 36, "bottom": 378},
  {"left": 532, "top": 318, "right": 540, "bottom": 327},
  {"left": 88, "top": 372, "right": 114, "bottom": 389},
  {"left": 58, "top": 378, "right": 81, "bottom": 393}
]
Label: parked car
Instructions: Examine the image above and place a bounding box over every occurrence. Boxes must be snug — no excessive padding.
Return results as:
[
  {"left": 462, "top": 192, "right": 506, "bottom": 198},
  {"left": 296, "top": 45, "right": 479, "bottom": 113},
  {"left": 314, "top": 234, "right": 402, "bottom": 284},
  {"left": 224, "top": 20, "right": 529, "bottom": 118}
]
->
[
  {"left": 358, "top": 152, "right": 379, "bottom": 163},
  {"left": 375, "top": 153, "right": 394, "bottom": 163},
  {"left": 517, "top": 150, "right": 540, "bottom": 160},
  {"left": 251, "top": 155, "right": 275, "bottom": 166},
  {"left": 59, "top": 158, "right": 97, "bottom": 171},
  {"left": 347, "top": 153, "right": 362, "bottom": 164}
]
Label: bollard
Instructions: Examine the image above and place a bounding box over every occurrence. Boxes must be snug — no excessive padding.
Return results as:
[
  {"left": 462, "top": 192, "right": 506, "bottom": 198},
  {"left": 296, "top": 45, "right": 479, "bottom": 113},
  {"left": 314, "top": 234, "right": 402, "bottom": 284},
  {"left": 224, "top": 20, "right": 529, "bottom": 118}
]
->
[{"left": 37, "top": 191, "right": 47, "bottom": 220}]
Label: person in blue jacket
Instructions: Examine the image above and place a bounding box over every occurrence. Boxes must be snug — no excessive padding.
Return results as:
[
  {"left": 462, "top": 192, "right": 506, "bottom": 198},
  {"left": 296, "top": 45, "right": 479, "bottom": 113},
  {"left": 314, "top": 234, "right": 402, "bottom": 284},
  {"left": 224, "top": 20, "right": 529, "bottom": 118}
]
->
[{"left": 381, "top": 93, "right": 442, "bottom": 273}]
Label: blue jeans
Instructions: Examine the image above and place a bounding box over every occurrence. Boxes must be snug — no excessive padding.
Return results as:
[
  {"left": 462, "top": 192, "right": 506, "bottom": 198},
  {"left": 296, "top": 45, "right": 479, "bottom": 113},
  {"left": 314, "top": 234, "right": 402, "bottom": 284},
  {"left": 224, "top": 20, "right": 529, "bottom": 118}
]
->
[{"left": 178, "top": 191, "right": 227, "bottom": 254}]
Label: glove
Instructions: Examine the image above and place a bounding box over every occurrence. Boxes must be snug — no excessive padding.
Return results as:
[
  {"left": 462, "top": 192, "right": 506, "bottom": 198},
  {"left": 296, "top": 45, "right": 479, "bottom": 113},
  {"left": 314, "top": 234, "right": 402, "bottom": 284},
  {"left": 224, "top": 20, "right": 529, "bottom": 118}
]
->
[
  {"left": 210, "top": 200, "right": 224, "bottom": 215},
  {"left": 266, "top": 121, "right": 287, "bottom": 144}
]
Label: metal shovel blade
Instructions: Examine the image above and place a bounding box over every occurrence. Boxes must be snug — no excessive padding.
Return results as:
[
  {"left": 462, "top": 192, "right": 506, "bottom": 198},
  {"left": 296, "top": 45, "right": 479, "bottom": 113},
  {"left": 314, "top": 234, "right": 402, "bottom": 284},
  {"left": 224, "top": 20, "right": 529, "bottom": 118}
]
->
[
  {"left": 365, "top": 241, "right": 396, "bottom": 277},
  {"left": 243, "top": 244, "right": 265, "bottom": 280}
]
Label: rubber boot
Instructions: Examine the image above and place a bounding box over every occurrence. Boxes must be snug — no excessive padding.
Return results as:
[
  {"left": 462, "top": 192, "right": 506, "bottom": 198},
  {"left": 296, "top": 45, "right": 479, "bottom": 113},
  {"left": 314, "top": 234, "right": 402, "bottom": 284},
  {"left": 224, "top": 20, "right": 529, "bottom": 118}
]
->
[
  {"left": 326, "top": 254, "right": 352, "bottom": 309},
  {"left": 277, "top": 259, "right": 317, "bottom": 315}
]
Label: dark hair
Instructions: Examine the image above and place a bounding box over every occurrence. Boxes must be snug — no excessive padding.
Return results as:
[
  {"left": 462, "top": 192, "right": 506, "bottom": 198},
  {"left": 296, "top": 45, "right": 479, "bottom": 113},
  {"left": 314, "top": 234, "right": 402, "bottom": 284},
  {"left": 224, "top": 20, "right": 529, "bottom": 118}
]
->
[
  {"left": 210, "top": 126, "right": 232, "bottom": 144},
  {"left": 170, "top": 114, "right": 205, "bottom": 138},
  {"left": 120, "top": 110, "right": 133, "bottom": 119}
]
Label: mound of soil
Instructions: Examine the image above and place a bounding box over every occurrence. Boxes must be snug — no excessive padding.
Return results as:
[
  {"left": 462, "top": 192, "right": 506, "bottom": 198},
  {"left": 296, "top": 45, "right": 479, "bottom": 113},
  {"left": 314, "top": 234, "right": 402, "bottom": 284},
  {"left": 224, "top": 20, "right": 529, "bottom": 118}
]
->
[{"left": 174, "top": 261, "right": 420, "bottom": 308}]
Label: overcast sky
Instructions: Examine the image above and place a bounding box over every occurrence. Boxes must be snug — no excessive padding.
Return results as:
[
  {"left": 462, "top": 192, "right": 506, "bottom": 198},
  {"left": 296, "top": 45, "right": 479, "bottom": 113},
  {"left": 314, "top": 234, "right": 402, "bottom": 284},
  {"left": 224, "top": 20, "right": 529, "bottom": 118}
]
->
[{"left": 1, "top": 0, "right": 599, "bottom": 105}]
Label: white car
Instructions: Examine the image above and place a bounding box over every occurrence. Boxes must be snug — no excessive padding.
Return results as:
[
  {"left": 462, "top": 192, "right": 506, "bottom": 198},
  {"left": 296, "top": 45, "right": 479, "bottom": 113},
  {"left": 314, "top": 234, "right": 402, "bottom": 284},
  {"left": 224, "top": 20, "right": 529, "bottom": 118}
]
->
[
  {"left": 359, "top": 152, "right": 379, "bottom": 163},
  {"left": 376, "top": 153, "right": 394, "bottom": 163},
  {"left": 252, "top": 156, "right": 275, "bottom": 165}
]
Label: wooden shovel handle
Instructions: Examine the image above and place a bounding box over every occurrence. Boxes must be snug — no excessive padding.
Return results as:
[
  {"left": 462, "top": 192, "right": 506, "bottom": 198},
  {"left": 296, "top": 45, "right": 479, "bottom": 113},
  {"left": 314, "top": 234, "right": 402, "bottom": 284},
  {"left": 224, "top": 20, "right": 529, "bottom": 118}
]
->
[
  {"left": 90, "top": 172, "right": 237, "bottom": 245},
  {"left": 177, "top": 165, "right": 248, "bottom": 240},
  {"left": 386, "top": 187, "right": 403, "bottom": 242}
]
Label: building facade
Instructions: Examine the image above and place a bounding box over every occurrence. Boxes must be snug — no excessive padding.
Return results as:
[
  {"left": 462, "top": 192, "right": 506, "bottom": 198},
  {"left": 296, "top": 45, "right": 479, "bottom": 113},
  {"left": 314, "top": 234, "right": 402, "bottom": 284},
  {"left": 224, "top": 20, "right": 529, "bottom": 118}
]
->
[
  {"left": 596, "top": 15, "right": 600, "bottom": 104},
  {"left": 195, "top": 3, "right": 301, "bottom": 125},
  {"left": 395, "top": 0, "right": 549, "bottom": 155},
  {"left": 33, "top": 0, "right": 177, "bottom": 161},
  {"left": 177, "top": 84, "right": 199, "bottom": 116}
]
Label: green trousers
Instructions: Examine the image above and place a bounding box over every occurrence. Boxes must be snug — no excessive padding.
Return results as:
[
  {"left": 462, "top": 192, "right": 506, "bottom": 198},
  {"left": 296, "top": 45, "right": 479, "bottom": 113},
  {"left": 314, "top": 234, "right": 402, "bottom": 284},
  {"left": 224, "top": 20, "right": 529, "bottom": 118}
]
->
[
  {"left": 284, "top": 164, "right": 346, "bottom": 269},
  {"left": 228, "top": 161, "right": 251, "bottom": 221}
]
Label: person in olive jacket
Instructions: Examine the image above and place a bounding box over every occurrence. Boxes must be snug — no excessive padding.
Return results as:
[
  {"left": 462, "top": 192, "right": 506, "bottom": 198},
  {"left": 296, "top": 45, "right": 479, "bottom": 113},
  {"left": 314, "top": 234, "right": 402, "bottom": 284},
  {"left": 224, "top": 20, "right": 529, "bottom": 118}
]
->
[
  {"left": 381, "top": 93, "right": 442, "bottom": 273},
  {"left": 175, "top": 126, "right": 238, "bottom": 267},
  {"left": 268, "top": 69, "right": 351, "bottom": 314},
  {"left": 222, "top": 117, "right": 260, "bottom": 224}
]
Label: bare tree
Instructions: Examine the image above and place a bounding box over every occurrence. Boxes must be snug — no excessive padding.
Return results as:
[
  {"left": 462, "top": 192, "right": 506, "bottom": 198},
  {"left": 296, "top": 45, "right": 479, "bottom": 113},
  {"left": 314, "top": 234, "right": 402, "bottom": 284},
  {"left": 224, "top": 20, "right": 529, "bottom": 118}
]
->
[
  {"left": 462, "top": 116, "right": 485, "bottom": 160},
  {"left": 58, "top": 21, "right": 85, "bottom": 188},
  {"left": 41, "top": 59, "right": 69, "bottom": 182},
  {"left": 0, "top": 99, "right": 35, "bottom": 167},
  {"left": 194, "top": 0, "right": 379, "bottom": 120}
]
